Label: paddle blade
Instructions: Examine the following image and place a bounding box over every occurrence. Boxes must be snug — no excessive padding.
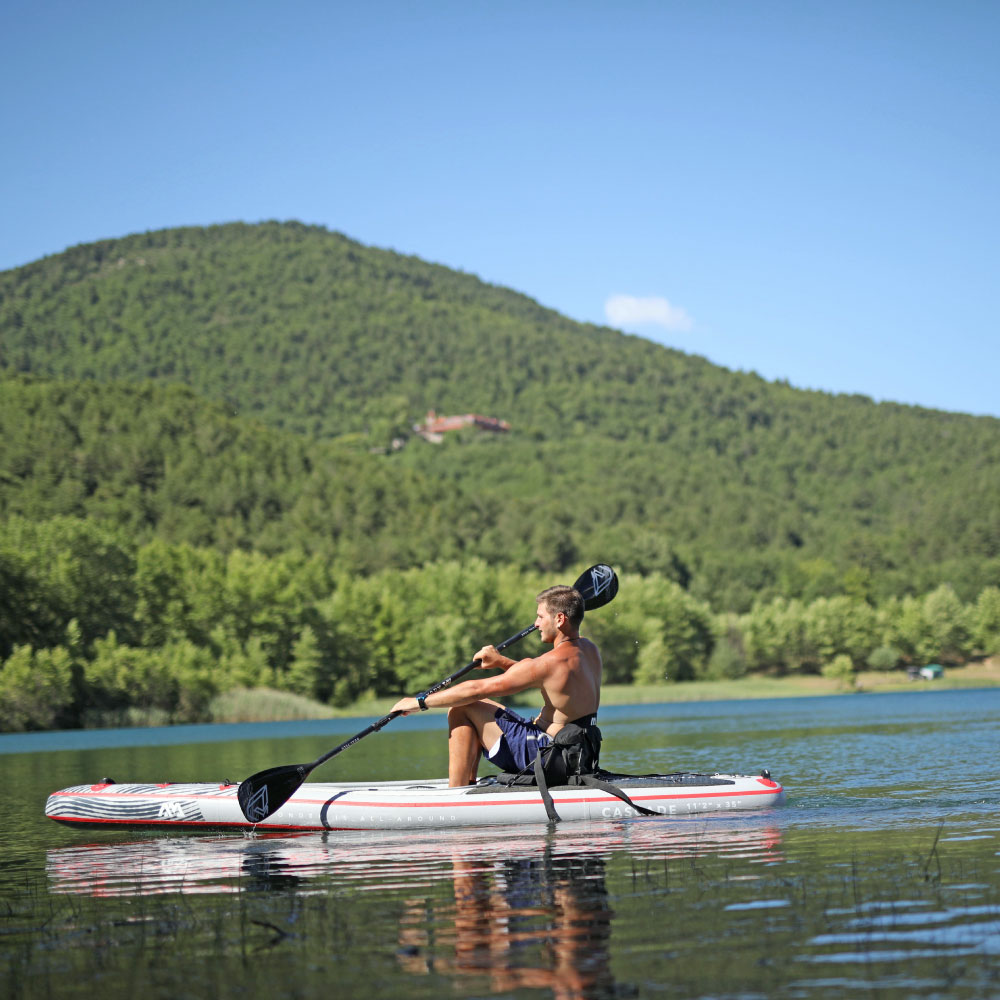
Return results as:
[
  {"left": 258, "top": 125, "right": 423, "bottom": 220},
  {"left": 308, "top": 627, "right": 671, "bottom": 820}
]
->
[
  {"left": 576, "top": 563, "right": 618, "bottom": 610},
  {"left": 237, "top": 763, "right": 310, "bottom": 823}
]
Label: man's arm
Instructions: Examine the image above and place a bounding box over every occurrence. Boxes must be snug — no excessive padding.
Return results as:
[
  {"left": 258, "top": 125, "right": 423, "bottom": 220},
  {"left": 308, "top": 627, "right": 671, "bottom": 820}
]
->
[{"left": 391, "top": 655, "right": 549, "bottom": 714}]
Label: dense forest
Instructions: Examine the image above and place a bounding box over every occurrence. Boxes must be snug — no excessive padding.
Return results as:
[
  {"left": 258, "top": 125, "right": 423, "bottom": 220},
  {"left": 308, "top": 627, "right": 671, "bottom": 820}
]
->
[
  {"left": 2, "top": 221, "right": 998, "bottom": 729},
  {"left": 2, "top": 517, "right": 998, "bottom": 731}
]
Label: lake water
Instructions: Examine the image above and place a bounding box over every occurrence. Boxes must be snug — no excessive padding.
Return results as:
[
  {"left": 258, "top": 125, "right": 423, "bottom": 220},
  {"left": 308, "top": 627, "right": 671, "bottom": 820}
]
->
[{"left": 2, "top": 689, "right": 998, "bottom": 999}]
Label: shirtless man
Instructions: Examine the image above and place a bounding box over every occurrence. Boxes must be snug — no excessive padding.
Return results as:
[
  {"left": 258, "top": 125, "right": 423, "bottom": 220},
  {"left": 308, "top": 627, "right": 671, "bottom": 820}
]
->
[{"left": 391, "top": 585, "right": 602, "bottom": 787}]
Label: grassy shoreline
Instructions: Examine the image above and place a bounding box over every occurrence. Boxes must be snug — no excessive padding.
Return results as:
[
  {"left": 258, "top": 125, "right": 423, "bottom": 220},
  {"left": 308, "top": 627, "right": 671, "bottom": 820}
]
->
[
  {"left": 600, "top": 660, "right": 1000, "bottom": 704},
  {"left": 203, "top": 657, "right": 1000, "bottom": 723}
]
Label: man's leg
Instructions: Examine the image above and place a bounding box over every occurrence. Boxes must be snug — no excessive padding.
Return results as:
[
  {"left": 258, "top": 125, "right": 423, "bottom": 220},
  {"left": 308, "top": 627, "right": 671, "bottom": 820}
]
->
[{"left": 447, "top": 699, "right": 504, "bottom": 787}]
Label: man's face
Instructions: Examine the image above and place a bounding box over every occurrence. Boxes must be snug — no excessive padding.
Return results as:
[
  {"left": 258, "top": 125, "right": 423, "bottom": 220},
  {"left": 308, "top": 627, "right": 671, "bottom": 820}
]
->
[{"left": 534, "top": 601, "right": 563, "bottom": 644}]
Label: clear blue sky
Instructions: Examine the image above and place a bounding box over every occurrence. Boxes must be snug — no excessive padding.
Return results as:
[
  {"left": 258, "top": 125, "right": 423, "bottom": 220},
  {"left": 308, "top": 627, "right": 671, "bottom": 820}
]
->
[{"left": 3, "top": 1, "right": 998, "bottom": 417}]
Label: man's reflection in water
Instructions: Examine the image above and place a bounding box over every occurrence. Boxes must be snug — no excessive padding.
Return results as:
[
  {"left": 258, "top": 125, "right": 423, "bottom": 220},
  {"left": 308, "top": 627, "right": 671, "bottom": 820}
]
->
[
  {"left": 399, "top": 847, "right": 616, "bottom": 1000},
  {"left": 239, "top": 846, "right": 305, "bottom": 893}
]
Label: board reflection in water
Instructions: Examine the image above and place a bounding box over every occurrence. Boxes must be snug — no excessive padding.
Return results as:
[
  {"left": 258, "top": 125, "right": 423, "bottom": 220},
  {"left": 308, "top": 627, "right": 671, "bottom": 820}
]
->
[
  {"left": 45, "top": 821, "right": 780, "bottom": 999},
  {"left": 45, "top": 819, "right": 783, "bottom": 898}
]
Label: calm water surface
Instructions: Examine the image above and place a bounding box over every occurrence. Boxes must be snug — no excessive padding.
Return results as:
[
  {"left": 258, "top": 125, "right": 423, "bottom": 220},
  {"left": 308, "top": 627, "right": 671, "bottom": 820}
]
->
[{"left": 2, "top": 689, "right": 998, "bottom": 999}]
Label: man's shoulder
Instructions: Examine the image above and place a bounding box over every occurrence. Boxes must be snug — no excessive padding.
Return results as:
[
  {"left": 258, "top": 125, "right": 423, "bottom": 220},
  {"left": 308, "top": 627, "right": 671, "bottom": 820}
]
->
[{"left": 542, "top": 640, "right": 598, "bottom": 666}]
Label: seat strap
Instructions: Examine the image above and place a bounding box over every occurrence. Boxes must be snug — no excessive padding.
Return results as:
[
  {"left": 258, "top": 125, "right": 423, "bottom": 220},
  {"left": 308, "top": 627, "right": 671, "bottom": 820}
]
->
[
  {"left": 533, "top": 748, "right": 561, "bottom": 823},
  {"left": 532, "top": 752, "right": 661, "bottom": 823},
  {"left": 579, "top": 774, "right": 660, "bottom": 817}
]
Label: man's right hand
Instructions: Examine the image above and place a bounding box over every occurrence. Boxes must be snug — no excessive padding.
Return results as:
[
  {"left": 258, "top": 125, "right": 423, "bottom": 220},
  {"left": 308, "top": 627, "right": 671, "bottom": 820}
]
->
[
  {"left": 475, "top": 645, "right": 512, "bottom": 670},
  {"left": 474, "top": 645, "right": 497, "bottom": 668}
]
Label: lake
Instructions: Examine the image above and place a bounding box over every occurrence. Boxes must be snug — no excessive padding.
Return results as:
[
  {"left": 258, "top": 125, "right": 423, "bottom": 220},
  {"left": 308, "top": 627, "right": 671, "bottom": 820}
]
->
[{"left": 2, "top": 688, "right": 998, "bottom": 998}]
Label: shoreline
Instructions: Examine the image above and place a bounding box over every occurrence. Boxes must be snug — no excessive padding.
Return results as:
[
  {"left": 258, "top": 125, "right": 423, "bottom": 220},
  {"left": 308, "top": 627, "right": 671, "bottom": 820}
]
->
[
  {"left": 598, "top": 659, "right": 1000, "bottom": 705},
  {"left": 208, "top": 657, "right": 1000, "bottom": 723},
  {"left": 5, "top": 660, "right": 996, "bottom": 734}
]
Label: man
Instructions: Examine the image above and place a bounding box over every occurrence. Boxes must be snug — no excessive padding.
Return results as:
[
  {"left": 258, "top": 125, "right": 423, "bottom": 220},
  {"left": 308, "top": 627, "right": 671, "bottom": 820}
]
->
[{"left": 391, "top": 585, "right": 602, "bottom": 787}]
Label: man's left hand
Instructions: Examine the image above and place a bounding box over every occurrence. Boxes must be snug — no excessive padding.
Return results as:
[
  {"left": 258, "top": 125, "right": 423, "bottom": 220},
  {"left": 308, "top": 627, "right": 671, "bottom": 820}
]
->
[{"left": 392, "top": 697, "right": 421, "bottom": 715}]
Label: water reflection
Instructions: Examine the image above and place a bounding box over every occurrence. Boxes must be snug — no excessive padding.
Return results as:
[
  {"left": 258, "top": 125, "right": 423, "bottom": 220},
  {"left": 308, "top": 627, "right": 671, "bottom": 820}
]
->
[
  {"left": 398, "top": 850, "right": 614, "bottom": 1000},
  {"left": 46, "top": 833, "right": 327, "bottom": 896},
  {"left": 45, "top": 821, "right": 781, "bottom": 998},
  {"left": 45, "top": 818, "right": 783, "bottom": 898}
]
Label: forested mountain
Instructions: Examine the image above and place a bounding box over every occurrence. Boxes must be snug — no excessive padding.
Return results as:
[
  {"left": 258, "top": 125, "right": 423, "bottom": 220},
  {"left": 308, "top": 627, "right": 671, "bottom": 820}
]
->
[
  {"left": 2, "top": 221, "right": 999, "bottom": 610},
  {"left": 0, "top": 377, "right": 498, "bottom": 570}
]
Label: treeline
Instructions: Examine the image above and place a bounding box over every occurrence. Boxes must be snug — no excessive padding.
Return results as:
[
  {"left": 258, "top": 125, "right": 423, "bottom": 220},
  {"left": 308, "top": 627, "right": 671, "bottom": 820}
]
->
[
  {"left": 4, "top": 374, "right": 1000, "bottom": 613},
  {"left": 3, "top": 516, "right": 998, "bottom": 732}
]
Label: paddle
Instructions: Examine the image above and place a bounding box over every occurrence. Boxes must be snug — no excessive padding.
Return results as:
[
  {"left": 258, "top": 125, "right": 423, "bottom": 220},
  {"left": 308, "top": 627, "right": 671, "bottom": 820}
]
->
[{"left": 237, "top": 563, "right": 619, "bottom": 822}]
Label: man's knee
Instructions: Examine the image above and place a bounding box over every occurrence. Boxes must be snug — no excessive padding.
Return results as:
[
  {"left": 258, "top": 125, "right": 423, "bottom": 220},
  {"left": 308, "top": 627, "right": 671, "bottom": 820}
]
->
[
  {"left": 450, "top": 700, "right": 500, "bottom": 726},
  {"left": 449, "top": 700, "right": 503, "bottom": 751},
  {"left": 447, "top": 704, "right": 470, "bottom": 728}
]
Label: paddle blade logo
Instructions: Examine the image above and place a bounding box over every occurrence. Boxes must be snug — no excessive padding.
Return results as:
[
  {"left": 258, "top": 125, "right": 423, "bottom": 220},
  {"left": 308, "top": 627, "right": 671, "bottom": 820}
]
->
[
  {"left": 242, "top": 784, "right": 269, "bottom": 823},
  {"left": 588, "top": 564, "right": 616, "bottom": 601}
]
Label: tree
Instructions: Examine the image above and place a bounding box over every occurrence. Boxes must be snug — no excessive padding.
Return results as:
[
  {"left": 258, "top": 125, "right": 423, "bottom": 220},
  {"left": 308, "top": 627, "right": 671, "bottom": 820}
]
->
[
  {"left": 0, "top": 644, "right": 76, "bottom": 731},
  {"left": 134, "top": 539, "right": 226, "bottom": 648},
  {"left": 822, "top": 653, "right": 855, "bottom": 690},
  {"left": 597, "top": 575, "right": 715, "bottom": 683},
  {"left": 971, "top": 586, "right": 1000, "bottom": 656},
  {"left": 741, "top": 598, "right": 811, "bottom": 675},
  {"left": 921, "top": 584, "right": 973, "bottom": 663},
  {"left": 284, "top": 625, "right": 325, "bottom": 700},
  {"left": 0, "top": 516, "right": 137, "bottom": 655},
  {"left": 887, "top": 585, "right": 973, "bottom": 665},
  {"left": 802, "top": 596, "right": 880, "bottom": 670}
]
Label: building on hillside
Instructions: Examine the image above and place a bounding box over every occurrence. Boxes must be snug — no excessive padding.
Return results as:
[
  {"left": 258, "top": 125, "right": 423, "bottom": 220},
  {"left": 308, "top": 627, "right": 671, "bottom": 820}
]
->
[{"left": 414, "top": 410, "right": 511, "bottom": 443}]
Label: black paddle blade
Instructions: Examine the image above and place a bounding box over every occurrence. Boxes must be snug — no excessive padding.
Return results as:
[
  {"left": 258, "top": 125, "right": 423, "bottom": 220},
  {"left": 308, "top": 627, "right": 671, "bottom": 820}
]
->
[
  {"left": 237, "top": 763, "right": 310, "bottom": 823},
  {"left": 576, "top": 563, "right": 618, "bottom": 610}
]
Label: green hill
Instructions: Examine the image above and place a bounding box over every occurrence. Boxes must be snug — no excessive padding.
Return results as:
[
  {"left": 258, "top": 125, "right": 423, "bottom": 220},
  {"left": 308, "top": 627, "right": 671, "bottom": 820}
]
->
[
  {"left": 0, "top": 376, "right": 494, "bottom": 569},
  {"left": 2, "top": 221, "right": 999, "bottom": 609}
]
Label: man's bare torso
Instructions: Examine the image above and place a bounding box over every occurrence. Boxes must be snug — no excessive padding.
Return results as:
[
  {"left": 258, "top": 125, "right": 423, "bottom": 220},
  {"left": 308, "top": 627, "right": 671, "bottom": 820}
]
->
[{"left": 531, "top": 636, "right": 602, "bottom": 735}]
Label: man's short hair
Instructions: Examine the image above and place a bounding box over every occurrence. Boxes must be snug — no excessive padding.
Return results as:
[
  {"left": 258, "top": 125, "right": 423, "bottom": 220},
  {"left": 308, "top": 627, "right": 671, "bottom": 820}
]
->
[{"left": 536, "top": 585, "right": 584, "bottom": 627}]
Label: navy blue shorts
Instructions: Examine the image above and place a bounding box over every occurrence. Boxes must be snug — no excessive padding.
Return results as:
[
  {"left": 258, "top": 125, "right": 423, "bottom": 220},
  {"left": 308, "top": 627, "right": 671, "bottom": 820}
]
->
[{"left": 484, "top": 707, "right": 553, "bottom": 772}]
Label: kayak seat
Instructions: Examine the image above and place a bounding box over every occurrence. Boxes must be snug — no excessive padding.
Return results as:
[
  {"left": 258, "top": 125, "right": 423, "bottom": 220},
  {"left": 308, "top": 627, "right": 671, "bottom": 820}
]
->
[
  {"left": 482, "top": 721, "right": 661, "bottom": 822},
  {"left": 471, "top": 771, "right": 738, "bottom": 792},
  {"left": 595, "top": 771, "right": 738, "bottom": 787}
]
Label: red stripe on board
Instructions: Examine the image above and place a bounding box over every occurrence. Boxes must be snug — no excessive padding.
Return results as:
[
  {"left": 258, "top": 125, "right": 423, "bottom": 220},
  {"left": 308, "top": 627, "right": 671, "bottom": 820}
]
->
[
  {"left": 47, "top": 814, "right": 324, "bottom": 831},
  {"left": 290, "top": 786, "right": 782, "bottom": 810},
  {"left": 50, "top": 788, "right": 238, "bottom": 801}
]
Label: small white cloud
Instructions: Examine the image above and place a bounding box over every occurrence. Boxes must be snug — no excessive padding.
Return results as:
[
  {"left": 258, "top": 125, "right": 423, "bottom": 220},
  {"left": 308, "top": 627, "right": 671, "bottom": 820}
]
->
[{"left": 604, "top": 294, "right": 694, "bottom": 333}]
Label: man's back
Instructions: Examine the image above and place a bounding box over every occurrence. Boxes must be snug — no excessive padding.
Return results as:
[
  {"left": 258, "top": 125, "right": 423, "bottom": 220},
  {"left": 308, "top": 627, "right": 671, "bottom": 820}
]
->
[{"left": 534, "top": 636, "right": 602, "bottom": 734}]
